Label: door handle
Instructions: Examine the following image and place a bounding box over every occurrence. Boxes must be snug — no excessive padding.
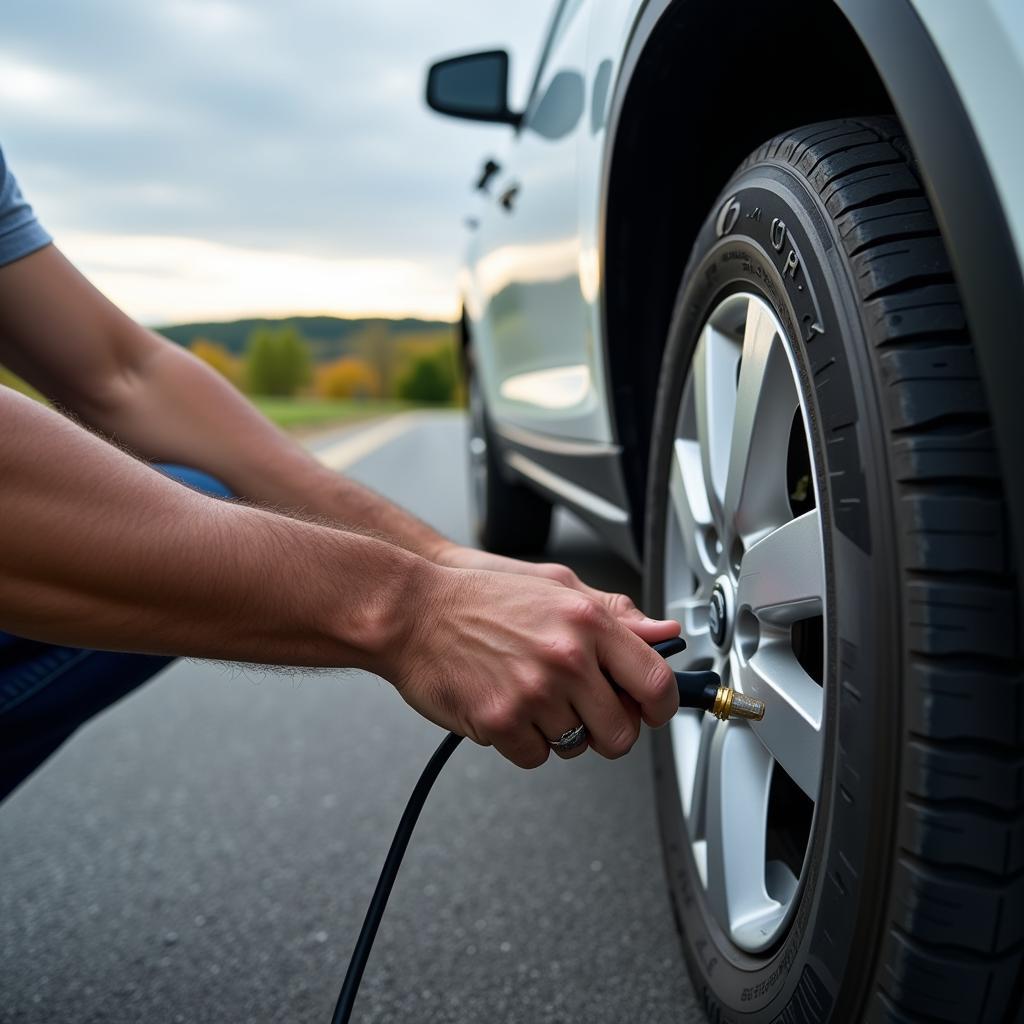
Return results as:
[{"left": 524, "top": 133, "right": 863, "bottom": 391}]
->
[
  {"left": 475, "top": 158, "right": 501, "bottom": 192},
  {"left": 498, "top": 183, "right": 520, "bottom": 212}
]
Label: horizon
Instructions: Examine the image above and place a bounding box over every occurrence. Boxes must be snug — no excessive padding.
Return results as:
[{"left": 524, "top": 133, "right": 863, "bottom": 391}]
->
[{"left": 154, "top": 310, "right": 455, "bottom": 330}]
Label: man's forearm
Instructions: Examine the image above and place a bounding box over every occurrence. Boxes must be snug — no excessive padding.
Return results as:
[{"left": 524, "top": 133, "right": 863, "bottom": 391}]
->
[
  {"left": 83, "top": 335, "right": 452, "bottom": 558},
  {"left": 0, "top": 245, "right": 449, "bottom": 559},
  {"left": 0, "top": 388, "right": 429, "bottom": 668}
]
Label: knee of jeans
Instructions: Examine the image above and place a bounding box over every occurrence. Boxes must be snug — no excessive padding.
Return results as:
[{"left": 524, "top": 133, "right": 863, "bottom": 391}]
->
[{"left": 152, "top": 463, "right": 235, "bottom": 499}]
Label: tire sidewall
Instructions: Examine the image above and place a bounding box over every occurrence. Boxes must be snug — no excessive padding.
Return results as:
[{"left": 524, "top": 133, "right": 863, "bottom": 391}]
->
[
  {"left": 466, "top": 356, "right": 490, "bottom": 540},
  {"left": 645, "top": 161, "right": 902, "bottom": 1020},
  {"left": 466, "top": 350, "right": 553, "bottom": 555}
]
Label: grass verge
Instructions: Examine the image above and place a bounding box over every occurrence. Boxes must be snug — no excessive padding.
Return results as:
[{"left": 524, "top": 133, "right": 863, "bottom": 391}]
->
[{"left": 252, "top": 397, "right": 420, "bottom": 431}]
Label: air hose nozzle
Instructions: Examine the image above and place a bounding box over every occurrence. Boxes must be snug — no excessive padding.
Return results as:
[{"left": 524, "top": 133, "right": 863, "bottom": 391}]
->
[{"left": 651, "top": 637, "right": 766, "bottom": 721}]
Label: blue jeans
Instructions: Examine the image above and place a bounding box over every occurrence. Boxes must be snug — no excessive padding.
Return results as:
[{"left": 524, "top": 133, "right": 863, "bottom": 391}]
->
[{"left": 0, "top": 464, "right": 233, "bottom": 802}]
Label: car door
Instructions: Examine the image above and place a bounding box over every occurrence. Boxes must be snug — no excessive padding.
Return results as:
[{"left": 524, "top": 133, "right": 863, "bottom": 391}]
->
[{"left": 468, "top": 0, "right": 611, "bottom": 443}]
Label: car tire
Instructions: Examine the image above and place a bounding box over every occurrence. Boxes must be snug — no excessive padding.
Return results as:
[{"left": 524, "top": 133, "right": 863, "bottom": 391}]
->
[
  {"left": 466, "top": 353, "right": 552, "bottom": 555},
  {"left": 643, "top": 118, "right": 1022, "bottom": 1022}
]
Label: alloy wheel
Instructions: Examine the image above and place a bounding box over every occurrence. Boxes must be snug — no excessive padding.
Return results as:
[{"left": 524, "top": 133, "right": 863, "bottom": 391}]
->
[{"left": 664, "top": 292, "right": 827, "bottom": 953}]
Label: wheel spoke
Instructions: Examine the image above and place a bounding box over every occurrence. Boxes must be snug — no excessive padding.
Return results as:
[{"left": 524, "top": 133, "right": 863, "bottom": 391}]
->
[
  {"left": 739, "top": 644, "right": 823, "bottom": 800},
  {"left": 693, "top": 324, "right": 740, "bottom": 527},
  {"left": 737, "top": 510, "right": 825, "bottom": 624},
  {"left": 685, "top": 711, "right": 718, "bottom": 840},
  {"left": 722, "top": 298, "right": 798, "bottom": 545},
  {"left": 704, "top": 722, "right": 785, "bottom": 950},
  {"left": 669, "top": 709, "right": 715, "bottom": 823},
  {"left": 668, "top": 438, "right": 715, "bottom": 586}
]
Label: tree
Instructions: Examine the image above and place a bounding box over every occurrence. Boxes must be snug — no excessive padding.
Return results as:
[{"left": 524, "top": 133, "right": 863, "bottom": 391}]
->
[
  {"left": 190, "top": 338, "right": 242, "bottom": 389},
  {"left": 351, "top": 321, "right": 397, "bottom": 396},
  {"left": 317, "top": 357, "right": 381, "bottom": 399},
  {"left": 245, "top": 326, "right": 312, "bottom": 396},
  {"left": 396, "top": 348, "right": 456, "bottom": 404}
]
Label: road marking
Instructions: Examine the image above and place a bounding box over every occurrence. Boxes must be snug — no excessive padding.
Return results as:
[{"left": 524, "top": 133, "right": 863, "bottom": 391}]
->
[{"left": 315, "top": 413, "right": 423, "bottom": 471}]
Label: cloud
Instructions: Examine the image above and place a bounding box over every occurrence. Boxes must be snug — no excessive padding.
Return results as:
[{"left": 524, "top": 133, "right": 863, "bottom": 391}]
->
[
  {"left": 0, "top": 57, "right": 76, "bottom": 106},
  {"left": 61, "top": 231, "right": 460, "bottom": 324},
  {"left": 0, "top": 53, "right": 148, "bottom": 128},
  {"left": 1, "top": 0, "right": 553, "bottom": 321}
]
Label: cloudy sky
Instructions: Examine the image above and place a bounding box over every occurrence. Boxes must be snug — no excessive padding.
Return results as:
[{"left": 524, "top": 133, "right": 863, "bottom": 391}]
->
[{"left": 1, "top": 0, "right": 552, "bottom": 324}]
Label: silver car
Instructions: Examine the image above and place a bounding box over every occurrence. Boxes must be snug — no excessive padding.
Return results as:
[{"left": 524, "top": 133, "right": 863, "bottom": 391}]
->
[{"left": 426, "top": 2, "right": 1024, "bottom": 1021}]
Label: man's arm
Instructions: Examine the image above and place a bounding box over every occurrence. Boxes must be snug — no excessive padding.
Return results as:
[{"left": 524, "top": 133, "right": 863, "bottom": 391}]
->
[
  {"left": 0, "top": 245, "right": 449, "bottom": 557},
  {"left": 0, "top": 245, "right": 652, "bottom": 618},
  {"left": 0, "top": 385, "right": 419, "bottom": 665},
  {"left": 0, "top": 388, "right": 680, "bottom": 768}
]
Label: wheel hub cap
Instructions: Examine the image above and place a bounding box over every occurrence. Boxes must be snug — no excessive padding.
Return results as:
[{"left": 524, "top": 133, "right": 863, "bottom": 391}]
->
[{"left": 708, "top": 579, "right": 730, "bottom": 649}]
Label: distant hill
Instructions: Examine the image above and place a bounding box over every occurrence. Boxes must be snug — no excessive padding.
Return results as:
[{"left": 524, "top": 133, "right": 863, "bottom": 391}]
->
[{"left": 156, "top": 315, "right": 454, "bottom": 363}]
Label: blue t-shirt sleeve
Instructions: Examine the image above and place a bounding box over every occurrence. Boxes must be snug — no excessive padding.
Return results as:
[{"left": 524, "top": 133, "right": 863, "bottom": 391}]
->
[{"left": 0, "top": 147, "right": 51, "bottom": 267}]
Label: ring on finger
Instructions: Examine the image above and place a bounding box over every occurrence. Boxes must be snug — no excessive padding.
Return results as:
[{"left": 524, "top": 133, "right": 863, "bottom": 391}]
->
[{"left": 548, "top": 724, "right": 588, "bottom": 752}]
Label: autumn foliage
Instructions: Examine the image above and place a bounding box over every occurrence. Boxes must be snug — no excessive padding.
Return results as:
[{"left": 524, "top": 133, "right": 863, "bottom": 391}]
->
[{"left": 316, "top": 357, "right": 381, "bottom": 399}]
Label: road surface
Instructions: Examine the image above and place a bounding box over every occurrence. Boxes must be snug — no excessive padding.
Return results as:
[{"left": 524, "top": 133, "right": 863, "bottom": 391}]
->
[{"left": 0, "top": 412, "right": 703, "bottom": 1024}]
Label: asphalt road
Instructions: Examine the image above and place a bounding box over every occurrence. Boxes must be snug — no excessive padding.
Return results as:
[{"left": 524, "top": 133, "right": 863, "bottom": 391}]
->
[{"left": 0, "top": 412, "right": 703, "bottom": 1024}]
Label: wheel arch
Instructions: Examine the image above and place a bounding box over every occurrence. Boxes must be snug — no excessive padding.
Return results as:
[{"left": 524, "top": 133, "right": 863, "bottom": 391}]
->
[{"left": 602, "top": 0, "right": 1024, "bottom": 593}]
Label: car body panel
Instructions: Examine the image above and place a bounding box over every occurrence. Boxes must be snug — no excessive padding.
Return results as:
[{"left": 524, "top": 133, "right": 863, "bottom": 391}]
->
[
  {"left": 910, "top": 0, "right": 1024, "bottom": 270},
  {"left": 465, "top": 0, "right": 615, "bottom": 444},
  {"left": 457, "top": 0, "right": 1024, "bottom": 597}
]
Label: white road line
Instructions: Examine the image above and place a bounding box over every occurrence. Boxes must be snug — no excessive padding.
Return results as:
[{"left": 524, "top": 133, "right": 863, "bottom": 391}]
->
[{"left": 314, "top": 412, "right": 423, "bottom": 471}]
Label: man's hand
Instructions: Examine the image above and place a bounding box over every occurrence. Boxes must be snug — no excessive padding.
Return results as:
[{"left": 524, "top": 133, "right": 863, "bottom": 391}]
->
[
  {"left": 388, "top": 564, "right": 681, "bottom": 769},
  {"left": 434, "top": 543, "right": 673, "bottom": 642}
]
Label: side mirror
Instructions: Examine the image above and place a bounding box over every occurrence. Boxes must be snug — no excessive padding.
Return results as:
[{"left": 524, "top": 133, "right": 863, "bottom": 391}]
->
[{"left": 425, "top": 50, "right": 520, "bottom": 127}]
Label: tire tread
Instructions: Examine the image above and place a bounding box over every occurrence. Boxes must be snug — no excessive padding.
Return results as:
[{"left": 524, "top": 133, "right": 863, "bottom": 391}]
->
[{"left": 751, "top": 117, "right": 1023, "bottom": 1020}]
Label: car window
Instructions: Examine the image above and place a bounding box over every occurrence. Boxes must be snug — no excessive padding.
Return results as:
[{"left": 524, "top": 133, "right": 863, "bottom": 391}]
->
[
  {"left": 548, "top": 0, "right": 585, "bottom": 51},
  {"left": 521, "top": 0, "right": 586, "bottom": 124}
]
